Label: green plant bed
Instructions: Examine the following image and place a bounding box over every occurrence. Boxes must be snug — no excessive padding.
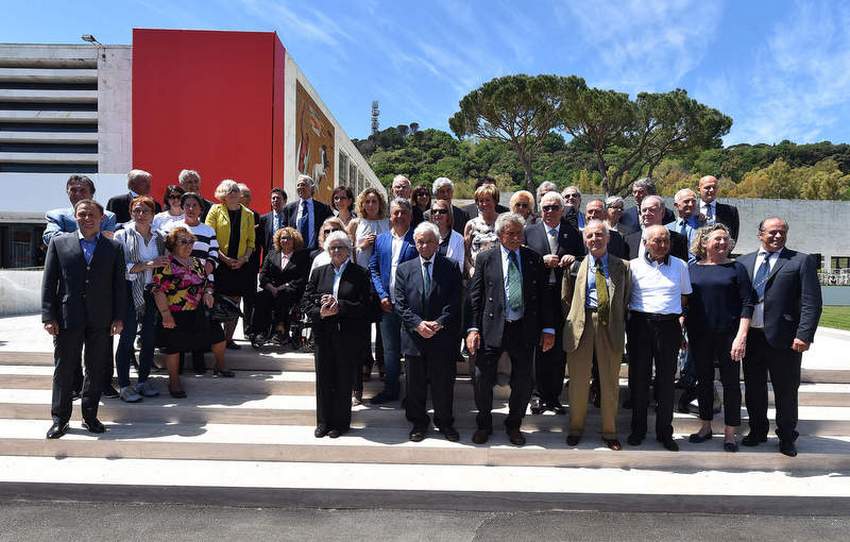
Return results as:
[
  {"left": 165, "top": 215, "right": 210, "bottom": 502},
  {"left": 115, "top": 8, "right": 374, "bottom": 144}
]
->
[{"left": 821, "top": 306, "right": 850, "bottom": 331}]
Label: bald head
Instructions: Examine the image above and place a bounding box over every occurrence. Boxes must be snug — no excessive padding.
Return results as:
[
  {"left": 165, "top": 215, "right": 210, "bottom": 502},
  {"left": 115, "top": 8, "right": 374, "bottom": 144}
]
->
[{"left": 698, "top": 175, "right": 719, "bottom": 204}]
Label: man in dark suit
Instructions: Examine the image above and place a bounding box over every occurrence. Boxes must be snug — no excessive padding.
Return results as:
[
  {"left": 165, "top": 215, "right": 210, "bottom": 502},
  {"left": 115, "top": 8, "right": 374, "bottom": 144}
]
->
[
  {"left": 258, "top": 187, "right": 288, "bottom": 261},
  {"left": 624, "top": 196, "right": 688, "bottom": 261},
  {"left": 585, "top": 198, "right": 628, "bottom": 259},
  {"left": 523, "top": 191, "right": 584, "bottom": 415},
  {"left": 467, "top": 213, "right": 554, "bottom": 446},
  {"left": 282, "top": 174, "right": 333, "bottom": 251},
  {"left": 42, "top": 199, "right": 126, "bottom": 439},
  {"left": 106, "top": 169, "right": 162, "bottom": 225},
  {"left": 394, "top": 222, "right": 463, "bottom": 442},
  {"left": 619, "top": 177, "right": 675, "bottom": 231},
  {"left": 427, "top": 177, "right": 469, "bottom": 234},
  {"left": 368, "top": 198, "right": 419, "bottom": 404},
  {"left": 739, "top": 217, "right": 822, "bottom": 457},
  {"left": 391, "top": 174, "right": 424, "bottom": 227},
  {"left": 698, "top": 175, "right": 740, "bottom": 242},
  {"left": 178, "top": 169, "right": 212, "bottom": 221},
  {"left": 462, "top": 176, "right": 509, "bottom": 220},
  {"left": 562, "top": 186, "right": 586, "bottom": 230}
]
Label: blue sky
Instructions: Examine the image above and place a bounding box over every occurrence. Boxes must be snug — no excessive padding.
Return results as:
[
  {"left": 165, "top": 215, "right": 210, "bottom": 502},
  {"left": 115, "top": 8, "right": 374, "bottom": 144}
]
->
[{"left": 4, "top": 0, "right": 850, "bottom": 145}]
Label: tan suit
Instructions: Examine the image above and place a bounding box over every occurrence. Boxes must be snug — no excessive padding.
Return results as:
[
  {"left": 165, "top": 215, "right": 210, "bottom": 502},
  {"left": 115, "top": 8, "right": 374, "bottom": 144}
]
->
[{"left": 561, "top": 254, "right": 630, "bottom": 439}]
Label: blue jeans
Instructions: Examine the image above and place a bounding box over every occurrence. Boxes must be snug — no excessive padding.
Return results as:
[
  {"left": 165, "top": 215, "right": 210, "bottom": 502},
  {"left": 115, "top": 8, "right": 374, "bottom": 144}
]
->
[
  {"left": 115, "top": 284, "right": 157, "bottom": 388},
  {"left": 379, "top": 310, "right": 402, "bottom": 397}
]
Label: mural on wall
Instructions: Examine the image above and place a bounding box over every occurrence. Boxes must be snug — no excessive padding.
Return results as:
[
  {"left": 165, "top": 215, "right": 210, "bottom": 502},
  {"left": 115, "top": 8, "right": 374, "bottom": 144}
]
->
[{"left": 296, "top": 81, "right": 335, "bottom": 203}]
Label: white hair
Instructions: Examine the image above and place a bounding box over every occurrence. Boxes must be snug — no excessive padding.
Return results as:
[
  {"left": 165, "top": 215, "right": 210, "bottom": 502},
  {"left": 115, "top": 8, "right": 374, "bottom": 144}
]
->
[
  {"left": 536, "top": 181, "right": 558, "bottom": 200},
  {"left": 562, "top": 185, "right": 581, "bottom": 196},
  {"left": 674, "top": 188, "right": 696, "bottom": 204},
  {"left": 583, "top": 219, "right": 609, "bottom": 238},
  {"left": 605, "top": 195, "right": 624, "bottom": 208},
  {"left": 540, "top": 191, "right": 565, "bottom": 208},
  {"left": 178, "top": 169, "right": 200, "bottom": 185},
  {"left": 323, "top": 230, "right": 352, "bottom": 252},
  {"left": 494, "top": 212, "right": 526, "bottom": 235},
  {"left": 389, "top": 197, "right": 412, "bottom": 213},
  {"left": 392, "top": 174, "right": 411, "bottom": 187},
  {"left": 640, "top": 194, "right": 664, "bottom": 210},
  {"left": 297, "top": 174, "right": 316, "bottom": 195},
  {"left": 633, "top": 177, "right": 657, "bottom": 194},
  {"left": 641, "top": 224, "right": 669, "bottom": 242},
  {"left": 432, "top": 177, "right": 453, "bottom": 195},
  {"left": 413, "top": 221, "right": 440, "bottom": 242},
  {"left": 237, "top": 183, "right": 251, "bottom": 197},
  {"left": 214, "top": 179, "right": 240, "bottom": 201}
]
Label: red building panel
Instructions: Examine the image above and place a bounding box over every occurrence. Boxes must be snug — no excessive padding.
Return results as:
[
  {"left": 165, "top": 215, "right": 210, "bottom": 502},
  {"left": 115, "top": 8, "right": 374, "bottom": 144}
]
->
[{"left": 132, "top": 28, "right": 284, "bottom": 213}]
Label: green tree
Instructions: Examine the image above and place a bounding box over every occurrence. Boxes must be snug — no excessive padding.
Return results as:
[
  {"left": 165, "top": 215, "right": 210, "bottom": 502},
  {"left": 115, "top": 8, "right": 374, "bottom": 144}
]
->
[{"left": 449, "top": 74, "right": 569, "bottom": 191}]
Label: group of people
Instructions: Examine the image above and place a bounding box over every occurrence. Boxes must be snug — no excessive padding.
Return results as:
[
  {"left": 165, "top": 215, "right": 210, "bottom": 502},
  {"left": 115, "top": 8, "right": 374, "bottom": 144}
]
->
[{"left": 41, "top": 170, "right": 822, "bottom": 460}]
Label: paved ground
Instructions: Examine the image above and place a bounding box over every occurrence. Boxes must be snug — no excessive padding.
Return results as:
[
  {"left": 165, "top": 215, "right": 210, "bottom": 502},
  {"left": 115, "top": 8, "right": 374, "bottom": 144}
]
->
[{"left": 1, "top": 502, "right": 849, "bottom": 541}]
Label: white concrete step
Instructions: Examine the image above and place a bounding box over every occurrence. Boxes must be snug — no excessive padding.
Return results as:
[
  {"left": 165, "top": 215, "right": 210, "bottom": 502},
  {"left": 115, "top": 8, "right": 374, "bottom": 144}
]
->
[
  {"left": 1, "top": 419, "right": 848, "bottom": 473},
  {"left": 4, "top": 388, "right": 850, "bottom": 435},
  {"left": 1, "top": 455, "right": 849, "bottom": 498}
]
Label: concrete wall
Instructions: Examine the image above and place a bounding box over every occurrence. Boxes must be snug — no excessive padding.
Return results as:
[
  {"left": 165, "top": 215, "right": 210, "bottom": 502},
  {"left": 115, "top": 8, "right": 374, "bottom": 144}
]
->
[
  {"left": 0, "top": 270, "right": 41, "bottom": 316},
  {"left": 97, "top": 45, "right": 132, "bottom": 174}
]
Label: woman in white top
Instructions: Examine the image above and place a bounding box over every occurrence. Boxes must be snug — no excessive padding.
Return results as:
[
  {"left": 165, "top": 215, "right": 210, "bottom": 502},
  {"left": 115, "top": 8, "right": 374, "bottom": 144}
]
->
[
  {"left": 152, "top": 184, "right": 185, "bottom": 234},
  {"left": 114, "top": 195, "right": 168, "bottom": 402},
  {"left": 429, "top": 198, "right": 465, "bottom": 273},
  {"left": 346, "top": 187, "right": 389, "bottom": 269},
  {"left": 331, "top": 185, "right": 356, "bottom": 228},
  {"left": 309, "top": 217, "right": 347, "bottom": 277},
  {"left": 463, "top": 183, "right": 501, "bottom": 278}
]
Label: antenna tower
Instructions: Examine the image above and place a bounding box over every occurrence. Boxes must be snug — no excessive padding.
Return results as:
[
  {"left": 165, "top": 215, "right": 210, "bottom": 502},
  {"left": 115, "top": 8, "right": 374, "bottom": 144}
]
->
[{"left": 371, "top": 100, "right": 380, "bottom": 135}]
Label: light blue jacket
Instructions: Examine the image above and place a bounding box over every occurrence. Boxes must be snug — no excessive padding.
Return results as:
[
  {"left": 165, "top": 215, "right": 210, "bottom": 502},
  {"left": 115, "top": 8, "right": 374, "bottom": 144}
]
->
[{"left": 43, "top": 207, "right": 117, "bottom": 246}]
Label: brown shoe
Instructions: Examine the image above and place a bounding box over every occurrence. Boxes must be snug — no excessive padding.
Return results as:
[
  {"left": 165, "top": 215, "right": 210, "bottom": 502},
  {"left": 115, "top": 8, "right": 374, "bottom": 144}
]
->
[
  {"left": 471, "top": 429, "right": 491, "bottom": 445},
  {"left": 603, "top": 438, "right": 622, "bottom": 451}
]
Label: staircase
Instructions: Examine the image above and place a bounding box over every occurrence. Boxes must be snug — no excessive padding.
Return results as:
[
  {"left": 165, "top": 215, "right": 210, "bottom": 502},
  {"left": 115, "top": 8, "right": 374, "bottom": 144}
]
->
[{"left": 1, "top": 316, "right": 849, "bottom": 511}]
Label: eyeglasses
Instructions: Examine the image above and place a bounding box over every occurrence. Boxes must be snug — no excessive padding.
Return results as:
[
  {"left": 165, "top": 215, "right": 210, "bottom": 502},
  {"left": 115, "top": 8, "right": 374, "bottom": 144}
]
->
[
  {"left": 513, "top": 203, "right": 529, "bottom": 209},
  {"left": 430, "top": 208, "right": 449, "bottom": 215},
  {"left": 279, "top": 236, "right": 292, "bottom": 241},
  {"left": 564, "top": 194, "right": 580, "bottom": 199},
  {"left": 322, "top": 228, "right": 339, "bottom": 235},
  {"left": 333, "top": 195, "right": 348, "bottom": 201},
  {"left": 131, "top": 208, "right": 153, "bottom": 215},
  {"left": 176, "top": 238, "right": 194, "bottom": 246},
  {"left": 542, "top": 205, "right": 561, "bottom": 212}
]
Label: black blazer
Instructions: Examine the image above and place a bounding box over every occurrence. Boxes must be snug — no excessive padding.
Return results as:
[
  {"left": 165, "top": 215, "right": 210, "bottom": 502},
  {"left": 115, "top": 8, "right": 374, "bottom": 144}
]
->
[
  {"left": 427, "top": 204, "right": 470, "bottom": 235},
  {"left": 523, "top": 218, "right": 585, "bottom": 285},
  {"left": 468, "top": 245, "right": 552, "bottom": 348},
  {"left": 607, "top": 229, "right": 629, "bottom": 260},
  {"left": 738, "top": 248, "right": 822, "bottom": 349},
  {"left": 301, "top": 262, "right": 371, "bottom": 335},
  {"left": 258, "top": 210, "right": 284, "bottom": 261},
  {"left": 624, "top": 228, "right": 688, "bottom": 262},
  {"left": 713, "top": 202, "right": 740, "bottom": 242},
  {"left": 619, "top": 204, "right": 675, "bottom": 231},
  {"left": 41, "top": 233, "right": 126, "bottom": 329},
  {"left": 282, "top": 199, "right": 333, "bottom": 250},
  {"left": 394, "top": 254, "right": 463, "bottom": 357},
  {"left": 106, "top": 192, "right": 162, "bottom": 225},
  {"left": 258, "top": 248, "right": 309, "bottom": 294}
]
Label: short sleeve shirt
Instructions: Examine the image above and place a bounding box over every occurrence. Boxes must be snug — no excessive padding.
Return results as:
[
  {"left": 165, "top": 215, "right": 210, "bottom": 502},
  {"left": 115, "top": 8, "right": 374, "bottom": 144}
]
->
[{"left": 629, "top": 254, "right": 692, "bottom": 315}]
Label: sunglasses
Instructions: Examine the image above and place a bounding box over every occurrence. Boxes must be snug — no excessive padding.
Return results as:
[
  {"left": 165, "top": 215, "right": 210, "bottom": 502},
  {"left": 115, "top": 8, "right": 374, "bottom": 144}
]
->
[
  {"left": 323, "top": 228, "right": 340, "bottom": 235},
  {"left": 176, "top": 238, "right": 194, "bottom": 246},
  {"left": 564, "top": 194, "right": 580, "bottom": 199},
  {"left": 430, "top": 208, "right": 449, "bottom": 215},
  {"left": 542, "top": 205, "right": 561, "bottom": 212},
  {"left": 513, "top": 202, "right": 529, "bottom": 209},
  {"left": 333, "top": 195, "right": 348, "bottom": 200}
]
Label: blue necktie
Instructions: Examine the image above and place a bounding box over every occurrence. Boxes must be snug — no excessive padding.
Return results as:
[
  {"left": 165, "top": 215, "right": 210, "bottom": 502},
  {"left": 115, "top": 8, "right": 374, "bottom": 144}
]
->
[
  {"left": 422, "top": 261, "right": 431, "bottom": 308},
  {"left": 753, "top": 253, "right": 772, "bottom": 301},
  {"left": 274, "top": 212, "right": 283, "bottom": 231},
  {"left": 298, "top": 201, "right": 310, "bottom": 246},
  {"left": 507, "top": 251, "right": 523, "bottom": 311}
]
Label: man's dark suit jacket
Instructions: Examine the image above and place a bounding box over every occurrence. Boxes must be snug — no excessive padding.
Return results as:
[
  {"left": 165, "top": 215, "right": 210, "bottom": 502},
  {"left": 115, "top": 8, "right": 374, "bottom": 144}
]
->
[
  {"left": 426, "top": 204, "right": 470, "bottom": 235},
  {"left": 738, "top": 248, "right": 822, "bottom": 349},
  {"left": 394, "top": 254, "right": 463, "bottom": 357},
  {"left": 607, "top": 229, "right": 629, "bottom": 260},
  {"left": 619, "top": 204, "right": 675, "bottom": 232},
  {"left": 624, "top": 228, "right": 688, "bottom": 262},
  {"left": 462, "top": 202, "right": 509, "bottom": 221},
  {"left": 302, "top": 262, "right": 371, "bottom": 335},
  {"left": 468, "top": 245, "right": 552, "bottom": 349},
  {"left": 281, "top": 198, "right": 333, "bottom": 250},
  {"left": 712, "top": 201, "right": 740, "bottom": 242},
  {"left": 106, "top": 192, "right": 162, "bottom": 225},
  {"left": 523, "top": 218, "right": 585, "bottom": 286},
  {"left": 258, "top": 248, "right": 309, "bottom": 294},
  {"left": 258, "top": 210, "right": 287, "bottom": 261},
  {"left": 41, "top": 233, "right": 126, "bottom": 329}
]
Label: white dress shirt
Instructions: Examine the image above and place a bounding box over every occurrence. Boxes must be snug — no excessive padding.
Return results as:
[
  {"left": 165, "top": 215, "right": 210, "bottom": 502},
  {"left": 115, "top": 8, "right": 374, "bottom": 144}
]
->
[
  {"left": 699, "top": 200, "right": 716, "bottom": 225},
  {"left": 332, "top": 260, "right": 348, "bottom": 298},
  {"left": 389, "top": 229, "right": 408, "bottom": 302}
]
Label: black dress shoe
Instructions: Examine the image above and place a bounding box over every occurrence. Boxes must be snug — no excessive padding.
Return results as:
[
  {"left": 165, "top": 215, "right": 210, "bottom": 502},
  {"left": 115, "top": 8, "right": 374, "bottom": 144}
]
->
[
  {"left": 169, "top": 388, "right": 187, "bottom": 399},
  {"left": 779, "top": 440, "right": 798, "bottom": 457},
  {"left": 369, "top": 392, "right": 398, "bottom": 405},
  {"left": 226, "top": 340, "right": 241, "bottom": 350},
  {"left": 658, "top": 436, "right": 679, "bottom": 452},
  {"left": 328, "top": 429, "right": 341, "bottom": 439},
  {"left": 212, "top": 368, "right": 235, "bottom": 378},
  {"left": 566, "top": 434, "right": 581, "bottom": 446},
  {"left": 82, "top": 419, "right": 106, "bottom": 434},
  {"left": 507, "top": 428, "right": 526, "bottom": 446},
  {"left": 314, "top": 425, "right": 329, "bottom": 438},
  {"left": 46, "top": 421, "right": 68, "bottom": 439},
  {"left": 741, "top": 433, "right": 767, "bottom": 447},
  {"left": 603, "top": 438, "right": 622, "bottom": 451},
  {"left": 409, "top": 430, "right": 426, "bottom": 442},
  {"left": 688, "top": 431, "right": 713, "bottom": 443},
  {"left": 102, "top": 385, "right": 120, "bottom": 398},
  {"left": 529, "top": 396, "right": 543, "bottom": 415},
  {"left": 547, "top": 401, "right": 567, "bottom": 415},
  {"left": 440, "top": 427, "right": 460, "bottom": 442},
  {"left": 627, "top": 433, "right": 643, "bottom": 446},
  {"left": 724, "top": 441, "right": 739, "bottom": 453},
  {"left": 471, "top": 429, "right": 491, "bottom": 444}
]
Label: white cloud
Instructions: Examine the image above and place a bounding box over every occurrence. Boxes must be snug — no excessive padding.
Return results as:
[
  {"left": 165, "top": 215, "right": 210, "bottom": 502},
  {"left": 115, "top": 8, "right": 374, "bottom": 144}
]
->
[{"left": 729, "top": 1, "right": 850, "bottom": 144}]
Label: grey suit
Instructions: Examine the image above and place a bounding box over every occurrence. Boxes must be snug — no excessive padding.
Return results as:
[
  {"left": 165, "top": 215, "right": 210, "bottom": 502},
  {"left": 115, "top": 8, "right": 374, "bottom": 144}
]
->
[{"left": 42, "top": 233, "right": 126, "bottom": 424}]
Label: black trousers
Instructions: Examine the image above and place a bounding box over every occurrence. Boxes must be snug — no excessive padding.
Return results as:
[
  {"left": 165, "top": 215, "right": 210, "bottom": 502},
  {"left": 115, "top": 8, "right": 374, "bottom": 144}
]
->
[
  {"left": 534, "top": 285, "right": 565, "bottom": 404},
  {"left": 743, "top": 328, "right": 802, "bottom": 442},
  {"left": 315, "top": 330, "right": 355, "bottom": 431},
  {"left": 72, "top": 336, "right": 114, "bottom": 393},
  {"left": 627, "top": 313, "right": 681, "bottom": 440},
  {"left": 52, "top": 325, "right": 110, "bottom": 424},
  {"left": 691, "top": 329, "right": 742, "bottom": 427},
  {"left": 252, "top": 288, "right": 296, "bottom": 334},
  {"left": 405, "top": 347, "right": 457, "bottom": 431},
  {"left": 474, "top": 320, "right": 534, "bottom": 431}
]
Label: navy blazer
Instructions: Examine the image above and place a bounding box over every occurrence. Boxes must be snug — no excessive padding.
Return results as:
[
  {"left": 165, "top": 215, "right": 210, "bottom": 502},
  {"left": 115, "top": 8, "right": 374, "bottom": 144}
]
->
[
  {"left": 394, "top": 254, "right": 463, "bottom": 357},
  {"left": 738, "top": 247, "right": 822, "bottom": 349},
  {"left": 282, "top": 199, "right": 333, "bottom": 250},
  {"left": 41, "top": 233, "right": 126, "bottom": 330},
  {"left": 523, "top": 218, "right": 585, "bottom": 286},
  {"left": 620, "top": 204, "right": 675, "bottom": 231},
  {"left": 468, "top": 245, "right": 552, "bottom": 348},
  {"left": 368, "top": 228, "right": 418, "bottom": 301},
  {"left": 714, "top": 202, "right": 740, "bottom": 242},
  {"left": 258, "top": 211, "right": 286, "bottom": 260}
]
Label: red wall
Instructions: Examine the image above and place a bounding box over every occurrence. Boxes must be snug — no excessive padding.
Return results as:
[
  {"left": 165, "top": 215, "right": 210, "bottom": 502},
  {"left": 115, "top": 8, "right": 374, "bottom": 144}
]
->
[{"left": 133, "top": 29, "right": 285, "bottom": 213}]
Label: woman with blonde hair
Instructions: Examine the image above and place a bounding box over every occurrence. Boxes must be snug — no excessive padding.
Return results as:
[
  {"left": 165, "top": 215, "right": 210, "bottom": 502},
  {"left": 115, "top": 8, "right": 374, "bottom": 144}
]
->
[{"left": 510, "top": 190, "right": 536, "bottom": 224}]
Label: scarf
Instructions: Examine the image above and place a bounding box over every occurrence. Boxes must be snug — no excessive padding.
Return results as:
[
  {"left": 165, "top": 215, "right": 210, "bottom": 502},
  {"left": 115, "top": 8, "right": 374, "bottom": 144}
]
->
[{"left": 122, "top": 222, "right": 165, "bottom": 317}]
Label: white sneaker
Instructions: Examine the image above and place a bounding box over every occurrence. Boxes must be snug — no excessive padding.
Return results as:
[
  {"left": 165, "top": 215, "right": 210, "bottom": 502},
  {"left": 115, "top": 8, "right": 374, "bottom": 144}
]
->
[
  {"left": 134, "top": 381, "right": 160, "bottom": 397},
  {"left": 119, "top": 386, "right": 142, "bottom": 403}
]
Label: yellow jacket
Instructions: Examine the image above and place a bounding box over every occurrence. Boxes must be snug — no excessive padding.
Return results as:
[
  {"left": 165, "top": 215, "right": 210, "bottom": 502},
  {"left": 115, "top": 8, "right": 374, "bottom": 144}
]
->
[{"left": 205, "top": 204, "right": 255, "bottom": 258}]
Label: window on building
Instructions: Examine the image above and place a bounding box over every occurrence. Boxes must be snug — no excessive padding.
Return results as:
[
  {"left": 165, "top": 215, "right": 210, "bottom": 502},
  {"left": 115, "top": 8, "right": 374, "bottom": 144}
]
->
[
  {"left": 349, "top": 164, "right": 357, "bottom": 191},
  {"left": 832, "top": 256, "right": 850, "bottom": 270},
  {"left": 339, "top": 153, "right": 349, "bottom": 183},
  {"left": 0, "top": 224, "right": 45, "bottom": 269}
]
